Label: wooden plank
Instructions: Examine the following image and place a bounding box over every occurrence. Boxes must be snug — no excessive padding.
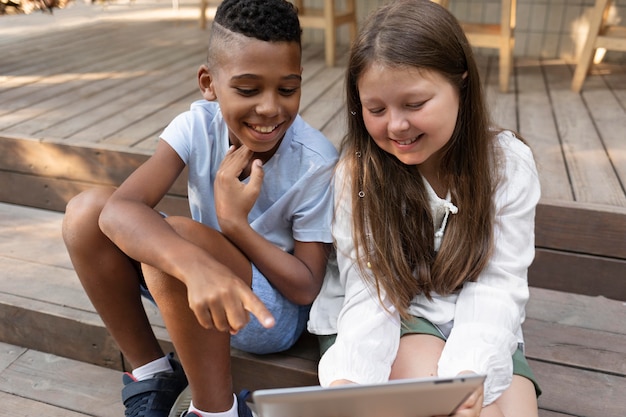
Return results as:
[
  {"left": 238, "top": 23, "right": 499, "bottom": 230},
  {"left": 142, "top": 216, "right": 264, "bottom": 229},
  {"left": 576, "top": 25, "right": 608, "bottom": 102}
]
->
[
  {"left": 530, "top": 248, "right": 626, "bottom": 301},
  {"left": 516, "top": 59, "right": 573, "bottom": 201},
  {"left": 2, "top": 35, "right": 205, "bottom": 138},
  {"left": 299, "top": 64, "right": 346, "bottom": 115},
  {"left": 102, "top": 90, "right": 200, "bottom": 148},
  {"left": 232, "top": 353, "right": 318, "bottom": 394},
  {"left": 523, "top": 317, "right": 626, "bottom": 376},
  {"left": 535, "top": 199, "right": 626, "bottom": 258},
  {"left": 0, "top": 23, "right": 171, "bottom": 120},
  {"left": 581, "top": 70, "right": 626, "bottom": 188},
  {"left": 0, "top": 170, "right": 185, "bottom": 215},
  {"left": 300, "top": 67, "right": 346, "bottom": 132},
  {"left": 0, "top": 25, "right": 129, "bottom": 87},
  {"left": 0, "top": 349, "right": 125, "bottom": 417},
  {"left": 531, "top": 360, "right": 626, "bottom": 417},
  {"left": 0, "top": 136, "right": 187, "bottom": 194},
  {"left": 602, "top": 62, "right": 626, "bottom": 110},
  {"left": 0, "top": 390, "right": 90, "bottom": 417},
  {"left": 9, "top": 48, "right": 201, "bottom": 140},
  {"left": 526, "top": 287, "right": 626, "bottom": 335},
  {"left": 484, "top": 55, "right": 517, "bottom": 133},
  {"left": 538, "top": 411, "right": 571, "bottom": 417},
  {"left": 321, "top": 110, "right": 346, "bottom": 150},
  {"left": 0, "top": 342, "right": 27, "bottom": 371},
  {"left": 544, "top": 61, "right": 626, "bottom": 207}
]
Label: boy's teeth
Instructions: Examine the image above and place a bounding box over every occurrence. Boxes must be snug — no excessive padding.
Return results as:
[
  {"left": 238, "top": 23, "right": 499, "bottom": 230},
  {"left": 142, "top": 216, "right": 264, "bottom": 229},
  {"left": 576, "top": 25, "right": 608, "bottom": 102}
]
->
[{"left": 254, "top": 125, "right": 276, "bottom": 133}]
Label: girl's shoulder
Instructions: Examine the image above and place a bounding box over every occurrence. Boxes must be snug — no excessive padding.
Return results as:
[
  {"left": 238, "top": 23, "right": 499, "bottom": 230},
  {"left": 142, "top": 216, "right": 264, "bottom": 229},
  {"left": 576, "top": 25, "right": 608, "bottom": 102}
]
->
[
  {"left": 493, "top": 129, "right": 536, "bottom": 172},
  {"left": 492, "top": 130, "right": 540, "bottom": 192}
]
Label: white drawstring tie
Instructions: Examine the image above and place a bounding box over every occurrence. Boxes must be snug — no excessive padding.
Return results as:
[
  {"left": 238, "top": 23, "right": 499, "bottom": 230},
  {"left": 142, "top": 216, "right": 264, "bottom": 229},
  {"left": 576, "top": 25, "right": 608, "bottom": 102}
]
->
[{"left": 435, "top": 201, "right": 458, "bottom": 238}]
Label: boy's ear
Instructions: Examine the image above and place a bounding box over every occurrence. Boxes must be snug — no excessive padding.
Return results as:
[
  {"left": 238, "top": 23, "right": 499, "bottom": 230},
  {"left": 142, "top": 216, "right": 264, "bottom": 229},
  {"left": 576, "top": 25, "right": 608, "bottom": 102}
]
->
[{"left": 198, "top": 64, "right": 217, "bottom": 101}]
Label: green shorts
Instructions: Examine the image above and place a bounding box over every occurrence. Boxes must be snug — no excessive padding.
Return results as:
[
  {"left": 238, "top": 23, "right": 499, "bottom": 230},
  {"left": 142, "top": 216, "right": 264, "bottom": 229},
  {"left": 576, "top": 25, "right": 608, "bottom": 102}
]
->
[{"left": 318, "top": 316, "right": 541, "bottom": 397}]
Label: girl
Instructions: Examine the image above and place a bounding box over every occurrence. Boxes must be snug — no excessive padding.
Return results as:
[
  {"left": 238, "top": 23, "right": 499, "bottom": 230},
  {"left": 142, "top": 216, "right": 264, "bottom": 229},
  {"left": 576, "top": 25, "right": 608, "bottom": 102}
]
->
[{"left": 308, "top": 1, "right": 541, "bottom": 416}]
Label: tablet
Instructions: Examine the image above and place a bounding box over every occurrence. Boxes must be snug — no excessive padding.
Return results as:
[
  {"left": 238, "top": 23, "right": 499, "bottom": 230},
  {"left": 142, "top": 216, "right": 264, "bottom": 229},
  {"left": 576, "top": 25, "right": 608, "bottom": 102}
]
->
[{"left": 250, "top": 374, "right": 485, "bottom": 417}]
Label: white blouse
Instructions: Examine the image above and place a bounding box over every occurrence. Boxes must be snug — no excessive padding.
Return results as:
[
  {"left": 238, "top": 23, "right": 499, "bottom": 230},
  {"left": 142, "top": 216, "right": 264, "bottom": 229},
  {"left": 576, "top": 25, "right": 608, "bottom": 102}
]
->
[{"left": 307, "top": 131, "right": 541, "bottom": 406}]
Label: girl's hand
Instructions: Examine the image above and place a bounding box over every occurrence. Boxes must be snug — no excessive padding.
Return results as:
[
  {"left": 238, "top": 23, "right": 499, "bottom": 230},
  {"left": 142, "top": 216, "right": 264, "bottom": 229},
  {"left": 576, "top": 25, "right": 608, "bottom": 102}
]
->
[
  {"left": 214, "top": 145, "right": 264, "bottom": 233},
  {"left": 329, "top": 379, "right": 355, "bottom": 387},
  {"left": 435, "top": 372, "right": 484, "bottom": 417}
]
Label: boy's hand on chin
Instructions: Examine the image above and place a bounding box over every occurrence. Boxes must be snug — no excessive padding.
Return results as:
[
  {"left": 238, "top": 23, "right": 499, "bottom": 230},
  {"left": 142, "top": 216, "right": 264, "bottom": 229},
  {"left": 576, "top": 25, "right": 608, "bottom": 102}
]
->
[{"left": 214, "top": 145, "right": 264, "bottom": 233}]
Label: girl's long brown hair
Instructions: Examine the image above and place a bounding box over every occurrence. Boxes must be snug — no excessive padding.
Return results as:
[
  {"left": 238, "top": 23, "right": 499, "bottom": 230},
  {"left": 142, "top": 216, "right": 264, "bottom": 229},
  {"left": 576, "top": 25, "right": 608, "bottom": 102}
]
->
[{"left": 341, "top": 0, "right": 500, "bottom": 317}]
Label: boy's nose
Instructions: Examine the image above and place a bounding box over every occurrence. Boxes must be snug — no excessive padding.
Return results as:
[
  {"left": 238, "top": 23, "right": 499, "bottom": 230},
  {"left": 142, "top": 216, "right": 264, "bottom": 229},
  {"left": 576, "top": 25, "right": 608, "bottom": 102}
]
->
[{"left": 256, "top": 93, "right": 280, "bottom": 117}]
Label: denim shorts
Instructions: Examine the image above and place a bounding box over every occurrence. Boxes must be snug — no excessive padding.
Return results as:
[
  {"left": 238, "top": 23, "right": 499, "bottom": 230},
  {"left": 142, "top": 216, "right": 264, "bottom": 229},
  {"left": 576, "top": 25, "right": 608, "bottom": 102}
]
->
[
  {"left": 318, "top": 316, "right": 541, "bottom": 397},
  {"left": 140, "top": 263, "right": 309, "bottom": 355}
]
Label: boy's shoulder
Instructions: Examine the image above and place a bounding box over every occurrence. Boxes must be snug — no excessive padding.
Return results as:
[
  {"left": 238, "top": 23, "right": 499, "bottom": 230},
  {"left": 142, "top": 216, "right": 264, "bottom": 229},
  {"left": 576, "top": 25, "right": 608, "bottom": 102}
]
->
[
  {"left": 188, "top": 99, "right": 220, "bottom": 116},
  {"left": 288, "top": 115, "right": 339, "bottom": 162}
]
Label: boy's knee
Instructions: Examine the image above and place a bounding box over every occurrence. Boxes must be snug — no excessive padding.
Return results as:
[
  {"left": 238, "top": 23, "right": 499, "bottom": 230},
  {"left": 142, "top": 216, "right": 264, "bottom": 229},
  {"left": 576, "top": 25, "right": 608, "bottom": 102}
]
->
[
  {"left": 164, "top": 215, "right": 204, "bottom": 238},
  {"left": 63, "top": 188, "right": 114, "bottom": 241},
  {"left": 65, "top": 188, "right": 113, "bottom": 218}
]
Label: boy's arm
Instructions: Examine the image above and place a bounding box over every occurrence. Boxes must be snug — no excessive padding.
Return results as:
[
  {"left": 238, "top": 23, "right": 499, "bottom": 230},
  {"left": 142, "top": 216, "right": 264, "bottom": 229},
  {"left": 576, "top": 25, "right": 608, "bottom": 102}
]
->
[
  {"left": 99, "top": 140, "right": 273, "bottom": 332},
  {"left": 215, "top": 145, "right": 329, "bottom": 305}
]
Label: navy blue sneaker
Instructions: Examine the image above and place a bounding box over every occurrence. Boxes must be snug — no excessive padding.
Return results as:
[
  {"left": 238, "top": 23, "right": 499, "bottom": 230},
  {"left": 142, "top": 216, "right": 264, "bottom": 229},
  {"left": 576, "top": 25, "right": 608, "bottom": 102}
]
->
[
  {"left": 122, "top": 353, "right": 188, "bottom": 417},
  {"left": 177, "top": 390, "right": 254, "bottom": 417},
  {"left": 237, "top": 390, "right": 254, "bottom": 417}
]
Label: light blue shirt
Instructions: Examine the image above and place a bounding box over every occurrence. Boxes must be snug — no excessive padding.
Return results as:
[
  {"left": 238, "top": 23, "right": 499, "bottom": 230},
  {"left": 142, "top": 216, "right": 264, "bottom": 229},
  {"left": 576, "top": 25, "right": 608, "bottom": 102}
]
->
[{"left": 161, "top": 100, "right": 338, "bottom": 253}]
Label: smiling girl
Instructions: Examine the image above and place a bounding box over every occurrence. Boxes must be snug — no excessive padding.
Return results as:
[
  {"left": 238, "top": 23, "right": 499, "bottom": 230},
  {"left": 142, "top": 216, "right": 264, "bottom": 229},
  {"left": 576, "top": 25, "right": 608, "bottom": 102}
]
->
[{"left": 308, "top": 1, "right": 541, "bottom": 416}]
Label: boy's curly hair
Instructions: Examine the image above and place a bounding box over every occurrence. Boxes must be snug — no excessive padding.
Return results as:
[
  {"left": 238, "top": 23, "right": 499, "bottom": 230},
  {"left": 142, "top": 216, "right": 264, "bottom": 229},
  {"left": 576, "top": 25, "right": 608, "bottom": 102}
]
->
[{"left": 214, "top": 0, "right": 301, "bottom": 43}]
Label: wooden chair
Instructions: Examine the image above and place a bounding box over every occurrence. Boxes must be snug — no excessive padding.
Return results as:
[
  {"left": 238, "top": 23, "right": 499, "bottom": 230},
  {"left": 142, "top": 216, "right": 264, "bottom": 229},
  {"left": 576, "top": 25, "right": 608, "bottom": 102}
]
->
[
  {"left": 434, "top": 0, "right": 516, "bottom": 93},
  {"left": 199, "top": 0, "right": 221, "bottom": 30},
  {"left": 293, "top": 0, "right": 358, "bottom": 67},
  {"left": 571, "top": 0, "right": 626, "bottom": 93}
]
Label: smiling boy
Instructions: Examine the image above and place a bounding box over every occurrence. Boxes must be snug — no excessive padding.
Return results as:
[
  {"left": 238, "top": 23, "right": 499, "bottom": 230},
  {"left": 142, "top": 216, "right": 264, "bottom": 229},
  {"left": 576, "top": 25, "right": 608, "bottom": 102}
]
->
[{"left": 61, "top": 1, "right": 338, "bottom": 417}]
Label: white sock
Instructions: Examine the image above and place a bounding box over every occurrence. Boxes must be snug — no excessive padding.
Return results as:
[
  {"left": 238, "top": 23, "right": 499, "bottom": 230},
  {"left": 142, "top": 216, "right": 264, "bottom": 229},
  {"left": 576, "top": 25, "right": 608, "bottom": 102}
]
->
[
  {"left": 131, "top": 355, "right": 173, "bottom": 381},
  {"left": 189, "top": 395, "right": 238, "bottom": 417}
]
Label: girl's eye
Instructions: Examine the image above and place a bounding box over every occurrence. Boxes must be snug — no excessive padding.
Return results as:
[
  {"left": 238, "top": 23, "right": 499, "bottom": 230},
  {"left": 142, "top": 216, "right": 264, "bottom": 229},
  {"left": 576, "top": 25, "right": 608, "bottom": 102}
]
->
[
  {"left": 367, "top": 107, "right": 385, "bottom": 115},
  {"left": 407, "top": 101, "right": 426, "bottom": 109}
]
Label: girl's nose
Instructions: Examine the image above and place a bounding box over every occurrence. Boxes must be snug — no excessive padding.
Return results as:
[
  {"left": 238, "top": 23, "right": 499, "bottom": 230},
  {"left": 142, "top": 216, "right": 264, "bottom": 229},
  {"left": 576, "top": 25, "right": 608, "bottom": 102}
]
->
[{"left": 388, "top": 109, "right": 410, "bottom": 134}]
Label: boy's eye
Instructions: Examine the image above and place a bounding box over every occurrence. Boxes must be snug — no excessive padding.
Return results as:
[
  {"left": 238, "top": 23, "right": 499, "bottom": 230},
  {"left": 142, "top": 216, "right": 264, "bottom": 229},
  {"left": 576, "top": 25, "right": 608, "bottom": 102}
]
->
[
  {"left": 279, "top": 87, "right": 299, "bottom": 96},
  {"left": 235, "top": 88, "right": 258, "bottom": 96}
]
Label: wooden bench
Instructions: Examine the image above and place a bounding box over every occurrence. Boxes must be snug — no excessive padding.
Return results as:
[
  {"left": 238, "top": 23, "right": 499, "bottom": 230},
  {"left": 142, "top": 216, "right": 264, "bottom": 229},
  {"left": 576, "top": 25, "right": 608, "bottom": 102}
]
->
[{"left": 0, "top": 202, "right": 625, "bottom": 416}]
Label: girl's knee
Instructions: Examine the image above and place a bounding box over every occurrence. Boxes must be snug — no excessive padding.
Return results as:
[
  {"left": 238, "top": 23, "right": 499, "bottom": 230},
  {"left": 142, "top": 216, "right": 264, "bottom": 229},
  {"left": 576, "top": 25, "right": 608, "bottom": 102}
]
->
[{"left": 494, "top": 375, "right": 538, "bottom": 417}]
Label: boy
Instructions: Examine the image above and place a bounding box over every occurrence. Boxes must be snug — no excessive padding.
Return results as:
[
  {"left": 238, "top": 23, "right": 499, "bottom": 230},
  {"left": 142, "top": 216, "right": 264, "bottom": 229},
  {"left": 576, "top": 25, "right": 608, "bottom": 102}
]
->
[{"left": 61, "top": 1, "right": 338, "bottom": 417}]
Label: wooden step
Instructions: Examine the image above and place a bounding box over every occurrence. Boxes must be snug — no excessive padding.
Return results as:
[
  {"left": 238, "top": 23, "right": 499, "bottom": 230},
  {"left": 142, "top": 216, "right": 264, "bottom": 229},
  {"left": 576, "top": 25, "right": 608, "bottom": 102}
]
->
[
  {"left": 1, "top": 202, "right": 625, "bottom": 416},
  {"left": 0, "top": 341, "right": 123, "bottom": 417}
]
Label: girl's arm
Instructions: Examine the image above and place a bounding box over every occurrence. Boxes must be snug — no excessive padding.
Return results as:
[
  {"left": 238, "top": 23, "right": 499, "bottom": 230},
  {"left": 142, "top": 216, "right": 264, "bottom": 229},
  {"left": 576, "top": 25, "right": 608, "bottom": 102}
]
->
[
  {"left": 317, "top": 164, "right": 401, "bottom": 386},
  {"left": 437, "top": 134, "right": 541, "bottom": 406}
]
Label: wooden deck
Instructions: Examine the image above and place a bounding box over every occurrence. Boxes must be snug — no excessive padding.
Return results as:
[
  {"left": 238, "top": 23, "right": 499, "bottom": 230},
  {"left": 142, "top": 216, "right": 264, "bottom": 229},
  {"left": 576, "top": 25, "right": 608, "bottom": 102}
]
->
[{"left": 0, "top": 2, "right": 625, "bottom": 416}]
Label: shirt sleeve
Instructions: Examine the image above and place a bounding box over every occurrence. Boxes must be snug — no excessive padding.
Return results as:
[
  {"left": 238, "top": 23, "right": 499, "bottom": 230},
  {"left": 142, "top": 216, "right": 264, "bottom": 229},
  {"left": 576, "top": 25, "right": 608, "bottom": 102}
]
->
[
  {"left": 317, "top": 163, "right": 401, "bottom": 386},
  {"left": 437, "top": 135, "right": 541, "bottom": 405}
]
